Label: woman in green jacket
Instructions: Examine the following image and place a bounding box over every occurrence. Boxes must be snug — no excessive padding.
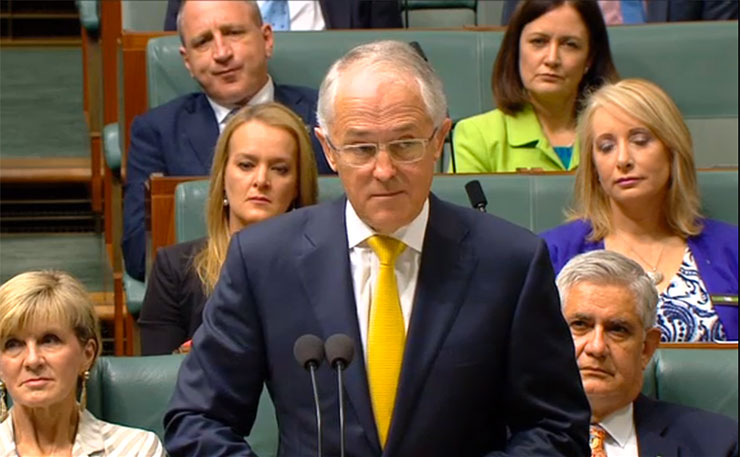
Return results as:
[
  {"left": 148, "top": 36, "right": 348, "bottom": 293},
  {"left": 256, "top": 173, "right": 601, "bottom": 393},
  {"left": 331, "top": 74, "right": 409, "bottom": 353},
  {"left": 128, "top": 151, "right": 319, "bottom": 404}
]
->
[{"left": 452, "top": 0, "right": 618, "bottom": 173}]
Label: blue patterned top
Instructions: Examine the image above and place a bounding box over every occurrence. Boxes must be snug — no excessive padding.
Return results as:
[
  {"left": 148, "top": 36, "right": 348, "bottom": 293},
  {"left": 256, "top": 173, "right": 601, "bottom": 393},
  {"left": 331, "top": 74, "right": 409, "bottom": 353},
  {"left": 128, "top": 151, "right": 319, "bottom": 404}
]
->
[{"left": 658, "top": 249, "right": 727, "bottom": 342}]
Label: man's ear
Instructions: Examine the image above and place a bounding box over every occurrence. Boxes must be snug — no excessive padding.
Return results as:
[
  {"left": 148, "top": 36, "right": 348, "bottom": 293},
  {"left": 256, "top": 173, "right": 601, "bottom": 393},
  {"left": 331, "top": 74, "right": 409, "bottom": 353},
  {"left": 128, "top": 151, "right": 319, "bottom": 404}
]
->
[
  {"left": 640, "top": 327, "right": 661, "bottom": 371},
  {"left": 262, "top": 24, "right": 275, "bottom": 59},
  {"left": 180, "top": 46, "right": 195, "bottom": 78},
  {"left": 433, "top": 118, "right": 453, "bottom": 161},
  {"left": 314, "top": 127, "right": 338, "bottom": 173}
]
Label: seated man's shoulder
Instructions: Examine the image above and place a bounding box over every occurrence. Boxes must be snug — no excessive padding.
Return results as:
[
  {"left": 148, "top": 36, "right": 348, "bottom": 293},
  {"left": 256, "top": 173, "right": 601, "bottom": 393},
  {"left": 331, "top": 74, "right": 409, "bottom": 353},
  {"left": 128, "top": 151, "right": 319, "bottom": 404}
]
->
[
  {"left": 133, "top": 92, "right": 206, "bottom": 127},
  {"left": 638, "top": 396, "right": 738, "bottom": 441}
]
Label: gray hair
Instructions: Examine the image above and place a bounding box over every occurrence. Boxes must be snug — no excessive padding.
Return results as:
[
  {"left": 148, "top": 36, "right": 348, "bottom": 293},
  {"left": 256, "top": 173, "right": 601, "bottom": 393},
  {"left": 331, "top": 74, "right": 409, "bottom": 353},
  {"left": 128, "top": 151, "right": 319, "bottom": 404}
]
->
[
  {"left": 177, "top": 0, "right": 263, "bottom": 46},
  {"left": 316, "top": 40, "right": 448, "bottom": 131},
  {"left": 556, "top": 250, "right": 659, "bottom": 330}
]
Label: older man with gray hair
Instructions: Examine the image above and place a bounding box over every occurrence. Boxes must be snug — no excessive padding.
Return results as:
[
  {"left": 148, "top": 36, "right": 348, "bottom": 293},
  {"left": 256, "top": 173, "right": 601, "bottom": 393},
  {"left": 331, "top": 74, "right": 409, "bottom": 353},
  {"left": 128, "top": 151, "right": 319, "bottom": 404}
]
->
[
  {"left": 165, "top": 39, "right": 590, "bottom": 456},
  {"left": 557, "top": 250, "right": 738, "bottom": 457}
]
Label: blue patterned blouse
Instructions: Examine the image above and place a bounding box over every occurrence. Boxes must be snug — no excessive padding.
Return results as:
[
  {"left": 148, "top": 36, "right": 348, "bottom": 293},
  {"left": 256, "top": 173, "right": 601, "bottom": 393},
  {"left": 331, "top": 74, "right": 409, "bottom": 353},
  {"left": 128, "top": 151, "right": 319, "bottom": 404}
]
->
[{"left": 658, "top": 249, "right": 727, "bottom": 342}]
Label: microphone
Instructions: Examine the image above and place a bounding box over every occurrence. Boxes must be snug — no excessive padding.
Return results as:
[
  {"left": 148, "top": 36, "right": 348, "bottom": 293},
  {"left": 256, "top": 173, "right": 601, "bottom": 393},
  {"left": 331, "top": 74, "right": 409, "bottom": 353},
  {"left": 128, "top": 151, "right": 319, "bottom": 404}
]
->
[
  {"left": 294, "top": 334, "right": 325, "bottom": 457},
  {"left": 325, "top": 334, "right": 355, "bottom": 457},
  {"left": 465, "top": 180, "right": 488, "bottom": 213},
  {"left": 408, "top": 41, "right": 428, "bottom": 62}
]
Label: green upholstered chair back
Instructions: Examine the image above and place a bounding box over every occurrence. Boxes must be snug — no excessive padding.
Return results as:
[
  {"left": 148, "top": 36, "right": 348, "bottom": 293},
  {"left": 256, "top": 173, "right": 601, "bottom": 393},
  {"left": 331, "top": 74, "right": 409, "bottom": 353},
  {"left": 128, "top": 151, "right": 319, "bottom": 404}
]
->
[
  {"left": 174, "top": 170, "right": 738, "bottom": 243},
  {"left": 86, "top": 355, "right": 279, "bottom": 455},
  {"left": 641, "top": 345, "right": 738, "bottom": 421},
  {"left": 175, "top": 179, "right": 210, "bottom": 243}
]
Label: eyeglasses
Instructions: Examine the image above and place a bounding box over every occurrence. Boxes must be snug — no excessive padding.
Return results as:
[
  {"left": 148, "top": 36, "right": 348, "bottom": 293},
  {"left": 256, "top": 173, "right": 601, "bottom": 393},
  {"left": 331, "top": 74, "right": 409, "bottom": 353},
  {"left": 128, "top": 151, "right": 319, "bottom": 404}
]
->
[{"left": 325, "top": 129, "right": 438, "bottom": 167}]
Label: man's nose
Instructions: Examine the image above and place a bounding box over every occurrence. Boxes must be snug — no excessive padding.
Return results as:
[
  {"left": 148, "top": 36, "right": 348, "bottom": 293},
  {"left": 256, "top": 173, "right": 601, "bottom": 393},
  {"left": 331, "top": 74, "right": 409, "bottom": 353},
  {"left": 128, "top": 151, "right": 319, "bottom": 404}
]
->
[
  {"left": 372, "top": 148, "right": 397, "bottom": 181},
  {"left": 584, "top": 328, "right": 608, "bottom": 357},
  {"left": 212, "top": 33, "right": 233, "bottom": 62}
]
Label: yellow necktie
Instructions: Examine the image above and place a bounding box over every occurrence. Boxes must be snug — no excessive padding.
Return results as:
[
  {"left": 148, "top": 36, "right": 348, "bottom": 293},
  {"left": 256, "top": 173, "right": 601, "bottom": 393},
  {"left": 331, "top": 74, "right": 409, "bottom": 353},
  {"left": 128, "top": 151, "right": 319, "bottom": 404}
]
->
[
  {"left": 366, "top": 235, "right": 406, "bottom": 447},
  {"left": 589, "top": 424, "right": 608, "bottom": 457}
]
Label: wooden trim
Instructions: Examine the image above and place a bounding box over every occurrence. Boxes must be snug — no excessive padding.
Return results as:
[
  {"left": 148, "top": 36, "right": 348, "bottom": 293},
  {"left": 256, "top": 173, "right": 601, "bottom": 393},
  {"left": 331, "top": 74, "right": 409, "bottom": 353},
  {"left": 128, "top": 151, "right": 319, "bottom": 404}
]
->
[
  {"left": 100, "top": 0, "right": 121, "bottom": 126},
  {"left": 146, "top": 175, "right": 205, "bottom": 264},
  {"left": 659, "top": 342, "right": 738, "bottom": 349}
]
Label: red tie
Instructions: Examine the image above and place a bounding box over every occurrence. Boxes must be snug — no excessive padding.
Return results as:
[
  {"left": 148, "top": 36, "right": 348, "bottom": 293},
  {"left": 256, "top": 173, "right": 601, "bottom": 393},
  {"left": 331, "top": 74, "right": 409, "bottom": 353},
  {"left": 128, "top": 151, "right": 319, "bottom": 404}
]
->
[{"left": 589, "top": 424, "right": 608, "bottom": 457}]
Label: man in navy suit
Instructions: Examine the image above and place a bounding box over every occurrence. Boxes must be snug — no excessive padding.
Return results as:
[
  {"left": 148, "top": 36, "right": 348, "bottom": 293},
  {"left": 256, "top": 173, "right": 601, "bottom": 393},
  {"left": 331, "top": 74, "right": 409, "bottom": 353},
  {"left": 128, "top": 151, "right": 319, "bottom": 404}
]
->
[
  {"left": 164, "top": 40, "right": 590, "bottom": 456},
  {"left": 123, "top": 0, "right": 332, "bottom": 281},
  {"left": 557, "top": 250, "right": 738, "bottom": 457},
  {"left": 164, "top": 0, "right": 403, "bottom": 31}
]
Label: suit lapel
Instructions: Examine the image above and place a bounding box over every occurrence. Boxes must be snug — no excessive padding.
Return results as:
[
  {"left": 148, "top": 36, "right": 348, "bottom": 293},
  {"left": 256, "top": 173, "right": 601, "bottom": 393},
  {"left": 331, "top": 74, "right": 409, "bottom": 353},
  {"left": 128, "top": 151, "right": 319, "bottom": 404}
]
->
[
  {"left": 634, "top": 395, "right": 682, "bottom": 457},
  {"left": 182, "top": 94, "right": 219, "bottom": 172},
  {"left": 385, "top": 195, "right": 476, "bottom": 453},
  {"left": 296, "top": 198, "right": 381, "bottom": 453}
]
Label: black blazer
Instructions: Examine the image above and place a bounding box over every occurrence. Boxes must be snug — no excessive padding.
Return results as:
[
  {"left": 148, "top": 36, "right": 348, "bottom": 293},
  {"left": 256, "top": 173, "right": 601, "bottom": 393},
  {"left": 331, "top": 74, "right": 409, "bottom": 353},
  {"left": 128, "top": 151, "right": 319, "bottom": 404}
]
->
[
  {"left": 165, "top": 195, "right": 590, "bottom": 456},
  {"left": 139, "top": 238, "right": 208, "bottom": 355},
  {"left": 164, "top": 0, "right": 402, "bottom": 31},
  {"left": 634, "top": 394, "right": 738, "bottom": 457}
]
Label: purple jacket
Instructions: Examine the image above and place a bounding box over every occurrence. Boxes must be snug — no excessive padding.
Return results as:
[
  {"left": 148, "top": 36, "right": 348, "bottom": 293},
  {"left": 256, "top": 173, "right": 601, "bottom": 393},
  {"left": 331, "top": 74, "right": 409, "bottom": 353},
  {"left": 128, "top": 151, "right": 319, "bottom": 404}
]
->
[{"left": 540, "top": 219, "right": 739, "bottom": 340}]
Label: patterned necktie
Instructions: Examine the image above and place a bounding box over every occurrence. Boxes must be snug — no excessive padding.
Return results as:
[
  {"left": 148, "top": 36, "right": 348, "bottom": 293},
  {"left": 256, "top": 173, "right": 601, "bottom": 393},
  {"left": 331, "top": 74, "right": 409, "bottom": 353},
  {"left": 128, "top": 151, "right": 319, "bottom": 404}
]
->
[
  {"left": 589, "top": 424, "right": 608, "bottom": 457},
  {"left": 260, "top": 0, "right": 290, "bottom": 31},
  {"left": 366, "top": 235, "right": 407, "bottom": 447}
]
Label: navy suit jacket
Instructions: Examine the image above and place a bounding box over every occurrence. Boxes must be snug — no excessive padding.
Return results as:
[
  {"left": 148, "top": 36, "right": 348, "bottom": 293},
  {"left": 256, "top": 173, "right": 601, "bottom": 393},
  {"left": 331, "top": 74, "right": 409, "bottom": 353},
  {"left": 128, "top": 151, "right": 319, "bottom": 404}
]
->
[
  {"left": 164, "top": 195, "right": 591, "bottom": 456},
  {"left": 164, "top": 0, "right": 402, "bottom": 31},
  {"left": 501, "top": 0, "right": 737, "bottom": 24},
  {"left": 122, "top": 84, "right": 330, "bottom": 281},
  {"left": 634, "top": 394, "right": 738, "bottom": 457}
]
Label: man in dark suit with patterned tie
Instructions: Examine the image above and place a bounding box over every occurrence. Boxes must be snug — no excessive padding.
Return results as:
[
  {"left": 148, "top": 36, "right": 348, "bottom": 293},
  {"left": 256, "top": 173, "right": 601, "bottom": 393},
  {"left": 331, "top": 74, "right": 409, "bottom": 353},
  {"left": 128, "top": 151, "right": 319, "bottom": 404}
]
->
[
  {"left": 123, "top": 0, "right": 331, "bottom": 281},
  {"left": 164, "top": 39, "right": 590, "bottom": 456},
  {"left": 557, "top": 250, "right": 738, "bottom": 457}
]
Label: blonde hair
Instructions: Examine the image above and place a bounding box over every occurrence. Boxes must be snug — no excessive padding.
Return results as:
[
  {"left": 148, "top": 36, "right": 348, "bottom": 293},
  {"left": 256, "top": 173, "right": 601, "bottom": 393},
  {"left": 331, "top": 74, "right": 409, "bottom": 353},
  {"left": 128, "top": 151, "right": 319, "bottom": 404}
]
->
[
  {"left": 0, "top": 270, "right": 101, "bottom": 366},
  {"left": 194, "top": 102, "right": 319, "bottom": 294},
  {"left": 570, "top": 78, "right": 702, "bottom": 240}
]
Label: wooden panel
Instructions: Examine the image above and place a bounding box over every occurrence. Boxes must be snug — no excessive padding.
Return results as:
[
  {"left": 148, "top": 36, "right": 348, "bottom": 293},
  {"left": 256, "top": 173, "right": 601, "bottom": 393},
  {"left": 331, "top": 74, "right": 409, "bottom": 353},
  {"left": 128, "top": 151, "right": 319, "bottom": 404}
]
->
[
  {"left": 659, "top": 342, "right": 738, "bottom": 349},
  {"left": 100, "top": 0, "right": 121, "bottom": 125},
  {"left": 120, "top": 31, "right": 173, "bottom": 182},
  {"left": 146, "top": 175, "right": 204, "bottom": 261}
]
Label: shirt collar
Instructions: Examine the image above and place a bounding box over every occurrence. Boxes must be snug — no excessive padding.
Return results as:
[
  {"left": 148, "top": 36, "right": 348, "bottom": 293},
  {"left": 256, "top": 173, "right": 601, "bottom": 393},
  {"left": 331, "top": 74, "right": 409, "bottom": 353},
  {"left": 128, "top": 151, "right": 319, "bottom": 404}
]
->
[
  {"left": 346, "top": 198, "right": 429, "bottom": 254},
  {"left": 598, "top": 402, "right": 635, "bottom": 449},
  {"left": 504, "top": 104, "right": 549, "bottom": 149},
  {"left": 206, "top": 75, "right": 275, "bottom": 125}
]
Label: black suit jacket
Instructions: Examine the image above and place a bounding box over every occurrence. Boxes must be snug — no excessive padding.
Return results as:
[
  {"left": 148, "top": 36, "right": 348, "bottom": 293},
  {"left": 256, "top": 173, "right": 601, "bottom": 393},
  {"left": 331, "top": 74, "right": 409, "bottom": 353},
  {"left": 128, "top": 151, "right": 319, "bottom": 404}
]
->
[
  {"left": 164, "top": 0, "right": 402, "bottom": 31},
  {"left": 164, "top": 195, "right": 590, "bottom": 456},
  {"left": 122, "top": 85, "right": 329, "bottom": 281},
  {"left": 139, "top": 238, "right": 208, "bottom": 355},
  {"left": 501, "top": 0, "right": 738, "bottom": 24},
  {"left": 634, "top": 394, "right": 738, "bottom": 457}
]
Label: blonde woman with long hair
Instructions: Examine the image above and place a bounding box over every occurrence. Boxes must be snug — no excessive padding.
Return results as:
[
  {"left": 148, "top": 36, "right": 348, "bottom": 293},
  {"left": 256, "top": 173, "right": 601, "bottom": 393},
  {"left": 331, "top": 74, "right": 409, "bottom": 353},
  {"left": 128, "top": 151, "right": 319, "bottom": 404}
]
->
[
  {"left": 139, "top": 102, "right": 318, "bottom": 354},
  {"left": 541, "top": 79, "right": 738, "bottom": 342}
]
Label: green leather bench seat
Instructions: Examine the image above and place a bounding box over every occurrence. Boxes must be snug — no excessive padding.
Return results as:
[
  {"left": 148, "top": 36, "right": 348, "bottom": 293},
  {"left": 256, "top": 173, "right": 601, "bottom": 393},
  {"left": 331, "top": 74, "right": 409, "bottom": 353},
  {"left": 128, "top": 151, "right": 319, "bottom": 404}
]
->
[
  {"left": 175, "top": 170, "right": 738, "bottom": 243},
  {"left": 146, "top": 22, "right": 737, "bottom": 167},
  {"left": 75, "top": 0, "right": 100, "bottom": 34},
  {"left": 83, "top": 346, "right": 737, "bottom": 453}
]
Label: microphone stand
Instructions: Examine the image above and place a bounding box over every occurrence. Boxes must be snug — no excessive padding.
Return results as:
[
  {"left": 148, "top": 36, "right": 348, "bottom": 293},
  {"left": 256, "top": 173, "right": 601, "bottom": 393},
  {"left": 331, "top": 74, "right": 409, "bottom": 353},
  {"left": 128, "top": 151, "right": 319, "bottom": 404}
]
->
[{"left": 308, "top": 363, "right": 322, "bottom": 457}]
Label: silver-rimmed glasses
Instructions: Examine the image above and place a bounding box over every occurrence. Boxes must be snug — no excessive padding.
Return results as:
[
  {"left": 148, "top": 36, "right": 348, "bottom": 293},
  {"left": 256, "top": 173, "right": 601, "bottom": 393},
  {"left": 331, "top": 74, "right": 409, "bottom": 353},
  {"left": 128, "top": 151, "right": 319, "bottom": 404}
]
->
[{"left": 325, "top": 128, "right": 438, "bottom": 167}]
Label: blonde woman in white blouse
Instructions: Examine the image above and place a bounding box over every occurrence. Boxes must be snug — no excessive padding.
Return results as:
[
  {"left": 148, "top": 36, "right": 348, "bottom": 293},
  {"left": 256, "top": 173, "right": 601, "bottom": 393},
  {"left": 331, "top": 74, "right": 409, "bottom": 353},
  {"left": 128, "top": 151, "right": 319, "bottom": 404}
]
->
[{"left": 0, "top": 270, "right": 165, "bottom": 457}]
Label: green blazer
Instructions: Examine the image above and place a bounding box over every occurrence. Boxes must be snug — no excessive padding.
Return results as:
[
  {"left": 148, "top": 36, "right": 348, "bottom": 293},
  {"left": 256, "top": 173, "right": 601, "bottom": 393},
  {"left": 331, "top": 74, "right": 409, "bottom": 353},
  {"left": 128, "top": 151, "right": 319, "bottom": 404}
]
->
[{"left": 450, "top": 105, "right": 580, "bottom": 173}]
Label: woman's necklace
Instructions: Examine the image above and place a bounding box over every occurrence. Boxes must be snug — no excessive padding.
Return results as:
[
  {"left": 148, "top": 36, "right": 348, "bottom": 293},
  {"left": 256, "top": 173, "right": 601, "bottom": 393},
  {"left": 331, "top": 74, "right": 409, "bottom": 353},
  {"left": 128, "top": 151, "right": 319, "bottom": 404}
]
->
[{"left": 616, "top": 234, "right": 667, "bottom": 285}]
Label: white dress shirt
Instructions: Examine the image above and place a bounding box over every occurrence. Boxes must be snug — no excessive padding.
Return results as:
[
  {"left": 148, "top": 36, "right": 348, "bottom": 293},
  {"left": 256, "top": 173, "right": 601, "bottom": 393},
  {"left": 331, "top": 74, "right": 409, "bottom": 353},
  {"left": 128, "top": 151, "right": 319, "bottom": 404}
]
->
[
  {"left": 257, "top": 1, "right": 326, "bottom": 30},
  {"left": 597, "top": 402, "right": 639, "bottom": 457},
  {"left": 207, "top": 75, "right": 275, "bottom": 133},
  {"left": 346, "top": 199, "right": 429, "bottom": 361}
]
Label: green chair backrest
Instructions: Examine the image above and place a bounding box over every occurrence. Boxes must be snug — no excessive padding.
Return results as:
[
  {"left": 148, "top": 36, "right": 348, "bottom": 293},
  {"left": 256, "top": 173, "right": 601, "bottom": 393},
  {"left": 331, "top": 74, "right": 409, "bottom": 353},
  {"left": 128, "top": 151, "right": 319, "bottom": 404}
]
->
[
  {"left": 642, "top": 345, "right": 738, "bottom": 421},
  {"left": 87, "top": 355, "right": 278, "bottom": 455},
  {"left": 174, "top": 170, "right": 738, "bottom": 243}
]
